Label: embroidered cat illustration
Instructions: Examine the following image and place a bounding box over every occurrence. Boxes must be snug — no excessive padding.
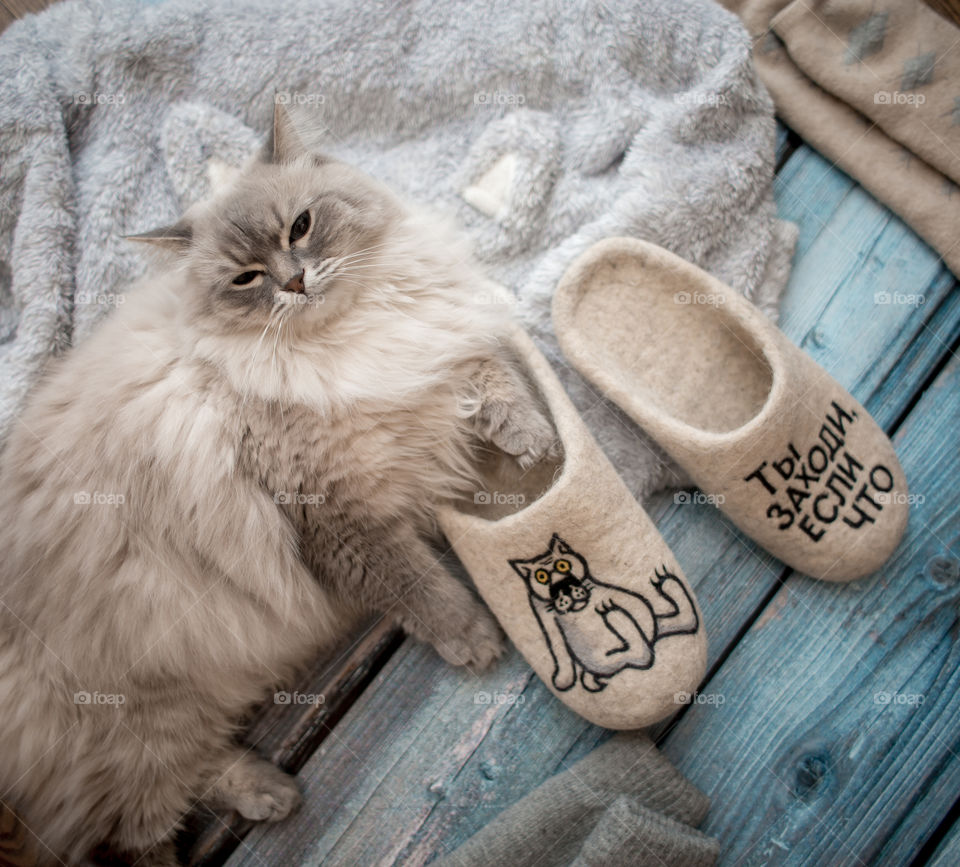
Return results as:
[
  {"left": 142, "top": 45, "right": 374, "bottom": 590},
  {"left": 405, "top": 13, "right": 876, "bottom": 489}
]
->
[{"left": 508, "top": 534, "right": 699, "bottom": 692}]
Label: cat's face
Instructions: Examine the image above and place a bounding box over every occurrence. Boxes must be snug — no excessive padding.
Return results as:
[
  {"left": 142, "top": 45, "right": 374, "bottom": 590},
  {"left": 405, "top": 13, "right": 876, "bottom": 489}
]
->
[
  {"left": 129, "top": 104, "right": 403, "bottom": 334},
  {"left": 509, "top": 534, "right": 591, "bottom": 612}
]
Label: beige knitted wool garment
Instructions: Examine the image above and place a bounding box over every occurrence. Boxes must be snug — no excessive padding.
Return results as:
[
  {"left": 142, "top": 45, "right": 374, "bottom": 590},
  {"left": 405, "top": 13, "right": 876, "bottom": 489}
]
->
[
  {"left": 720, "top": 0, "right": 960, "bottom": 277},
  {"left": 553, "top": 238, "right": 909, "bottom": 582}
]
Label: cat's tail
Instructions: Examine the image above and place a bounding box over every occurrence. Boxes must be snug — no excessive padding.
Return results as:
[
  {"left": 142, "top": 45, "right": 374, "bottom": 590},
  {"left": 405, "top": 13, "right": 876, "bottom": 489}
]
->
[{"left": 651, "top": 567, "right": 700, "bottom": 638}]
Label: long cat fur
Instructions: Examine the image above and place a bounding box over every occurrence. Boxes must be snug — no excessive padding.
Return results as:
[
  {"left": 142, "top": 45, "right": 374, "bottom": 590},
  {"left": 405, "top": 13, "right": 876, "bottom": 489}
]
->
[{"left": 0, "top": 104, "right": 556, "bottom": 864}]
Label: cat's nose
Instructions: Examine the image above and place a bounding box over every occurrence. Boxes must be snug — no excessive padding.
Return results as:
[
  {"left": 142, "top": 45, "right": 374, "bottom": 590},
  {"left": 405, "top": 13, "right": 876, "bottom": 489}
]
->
[{"left": 283, "top": 270, "right": 305, "bottom": 294}]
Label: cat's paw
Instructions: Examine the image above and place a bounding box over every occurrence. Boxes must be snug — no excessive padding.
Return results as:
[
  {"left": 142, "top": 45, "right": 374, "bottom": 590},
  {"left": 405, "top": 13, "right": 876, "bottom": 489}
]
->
[
  {"left": 232, "top": 768, "right": 302, "bottom": 822},
  {"left": 434, "top": 607, "right": 506, "bottom": 672},
  {"left": 489, "top": 402, "right": 560, "bottom": 469},
  {"left": 212, "top": 756, "right": 302, "bottom": 822}
]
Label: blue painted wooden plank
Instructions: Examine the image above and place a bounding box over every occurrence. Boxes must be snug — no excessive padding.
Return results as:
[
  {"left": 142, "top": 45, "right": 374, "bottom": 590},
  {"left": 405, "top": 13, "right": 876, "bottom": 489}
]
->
[
  {"left": 877, "top": 767, "right": 960, "bottom": 866},
  {"left": 787, "top": 224, "right": 952, "bottom": 408},
  {"left": 660, "top": 354, "right": 960, "bottom": 866},
  {"left": 927, "top": 817, "right": 960, "bottom": 867},
  {"left": 774, "top": 170, "right": 950, "bottom": 367},
  {"left": 868, "top": 279, "right": 960, "bottom": 426},
  {"left": 774, "top": 147, "right": 857, "bottom": 264},
  {"left": 225, "top": 150, "right": 960, "bottom": 866},
  {"left": 231, "top": 643, "right": 593, "bottom": 866}
]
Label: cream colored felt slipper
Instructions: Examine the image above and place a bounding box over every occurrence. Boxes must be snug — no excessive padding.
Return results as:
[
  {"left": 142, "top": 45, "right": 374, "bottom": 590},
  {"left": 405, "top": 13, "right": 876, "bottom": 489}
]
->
[
  {"left": 552, "top": 238, "right": 909, "bottom": 582},
  {"left": 438, "top": 327, "right": 707, "bottom": 730}
]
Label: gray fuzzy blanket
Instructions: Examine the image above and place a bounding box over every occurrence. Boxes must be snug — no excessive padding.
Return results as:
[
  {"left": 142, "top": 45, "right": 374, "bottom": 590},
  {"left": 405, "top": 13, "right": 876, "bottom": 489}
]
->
[{"left": 0, "top": 0, "right": 796, "bottom": 499}]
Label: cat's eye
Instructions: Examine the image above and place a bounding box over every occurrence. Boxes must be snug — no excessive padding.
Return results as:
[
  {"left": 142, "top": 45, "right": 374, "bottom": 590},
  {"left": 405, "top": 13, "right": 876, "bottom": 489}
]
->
[
  {"left": 555, "top": 560, "right": 571, "bottom": 573},
  {"left": 535, "top": 569, "right": 550, "bottom": 584},
  {"left": 232, "top": 271, "right": 261, "bottom": 286},
  {"left": 289, "top": 210, "right": 311, "bottom": 244}
]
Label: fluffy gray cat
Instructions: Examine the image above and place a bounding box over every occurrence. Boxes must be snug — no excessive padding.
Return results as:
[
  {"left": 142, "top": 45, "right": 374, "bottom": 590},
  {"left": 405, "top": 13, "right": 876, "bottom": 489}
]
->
[{"left": 0, "top": 104, "right": 557, "bottom": 865}]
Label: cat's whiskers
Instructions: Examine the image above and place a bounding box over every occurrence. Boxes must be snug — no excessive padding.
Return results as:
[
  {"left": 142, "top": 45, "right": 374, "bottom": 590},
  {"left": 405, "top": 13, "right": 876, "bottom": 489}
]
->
[
  {"left": 339, "top": 276, "right": 409, "bottom": 307},
  {"left": 331, "top": 251, "right": 390, "bottom": 268},
  {"left": 323, "top": 261, "right": 390, "bottom": 287},
  {"left": 323, "top": 272, "right": 403, "bottom": 303},
  {"left": 333, "top": 261, "right": 403, "bottom": 287},
  {"left": 239, "top": 302, "right": 286, "bottom": 408},
  {"left": 321, "top": 249, "right": 393, "bottom": 276},
  {"left": 326, "top": 273, "right": 384, "bottom": 291},
  {"left": 334, "top": 262, "right": 391, "bottom": 273},
  {"left": 269, "top": 310, "right": 292, "bottom": 428},
  {"left": 242, "top": 296, "right": 297, "bottom": 405},
  {"left": 332, "top": 239, "right": 396, "bottom": 265}
]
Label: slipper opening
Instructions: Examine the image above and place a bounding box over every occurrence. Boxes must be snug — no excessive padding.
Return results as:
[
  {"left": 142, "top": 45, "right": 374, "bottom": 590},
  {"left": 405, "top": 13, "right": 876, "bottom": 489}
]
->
[
  {"left": 459, "top": 449, "right": 563, "bottom": 521},
  {"left": 456, "top": 351, "right": 566, "bottom": 522},
  {"left": 570, "top": 255, "right": 774, "bottom": 435}
]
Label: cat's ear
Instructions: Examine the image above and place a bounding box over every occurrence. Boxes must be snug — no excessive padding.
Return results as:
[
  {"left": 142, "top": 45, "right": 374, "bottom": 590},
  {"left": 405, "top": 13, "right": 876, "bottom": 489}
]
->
[
  {"left": 508, "top": 558, "right": 533, "bottom": 579},
  {"left": 123, "top": 218, "right": 193, "bottom": 252},
  {"left": 264, "top": 99, "right": 335, "bottom": 165},
  {"left": 207, "top": 158, "right": 241, "bottom": 195},
  {"left": 269, "top": 101, "right": 308, "bottom": 164},
  {"left": 549, "top": 534, "right": 573, "bottom": 555}
]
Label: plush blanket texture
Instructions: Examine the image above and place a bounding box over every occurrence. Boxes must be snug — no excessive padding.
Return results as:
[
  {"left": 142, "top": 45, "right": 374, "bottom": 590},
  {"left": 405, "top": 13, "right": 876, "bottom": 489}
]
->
[{"left": 0, "top": 0, "right": 795, "bottom": 497}]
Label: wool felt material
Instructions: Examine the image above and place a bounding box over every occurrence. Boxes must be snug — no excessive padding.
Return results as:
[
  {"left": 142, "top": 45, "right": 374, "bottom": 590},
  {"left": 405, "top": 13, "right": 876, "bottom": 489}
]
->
[
  {"left": 770, "top": 0, "right": 960, "bottom": 187},
  {"left": 432, "top": 731, "right": 719, "bottom": 867},
  {"left": 568, "top": 799, "right": 720, "bottom": 867},
  {"left": 720, "top": 0, "right": 960, "bottom": 278},
  {"left": 553, "top": 238, "right": 909, "bottom": 582},
  {"left": 0, "top": 0, "right": 793, "bottom": 502},
  {"left": 438, "top": 325, "right": 708, "bottom": 730}
]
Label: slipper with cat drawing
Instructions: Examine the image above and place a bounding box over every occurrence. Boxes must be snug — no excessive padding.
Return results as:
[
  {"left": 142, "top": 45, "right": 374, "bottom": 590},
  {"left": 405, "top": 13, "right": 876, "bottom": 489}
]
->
[
  {"left": 552, "top": 237, "right": 909, "bottom": 582},
  {"left": 438, "top": 325, "right": 707, "bottom": 730}
]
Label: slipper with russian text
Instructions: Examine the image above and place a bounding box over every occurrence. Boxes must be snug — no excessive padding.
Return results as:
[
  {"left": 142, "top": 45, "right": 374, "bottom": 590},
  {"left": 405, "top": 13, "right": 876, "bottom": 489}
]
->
[{"left": 552, "top": 237, "right": 908, "bottom": 582}]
